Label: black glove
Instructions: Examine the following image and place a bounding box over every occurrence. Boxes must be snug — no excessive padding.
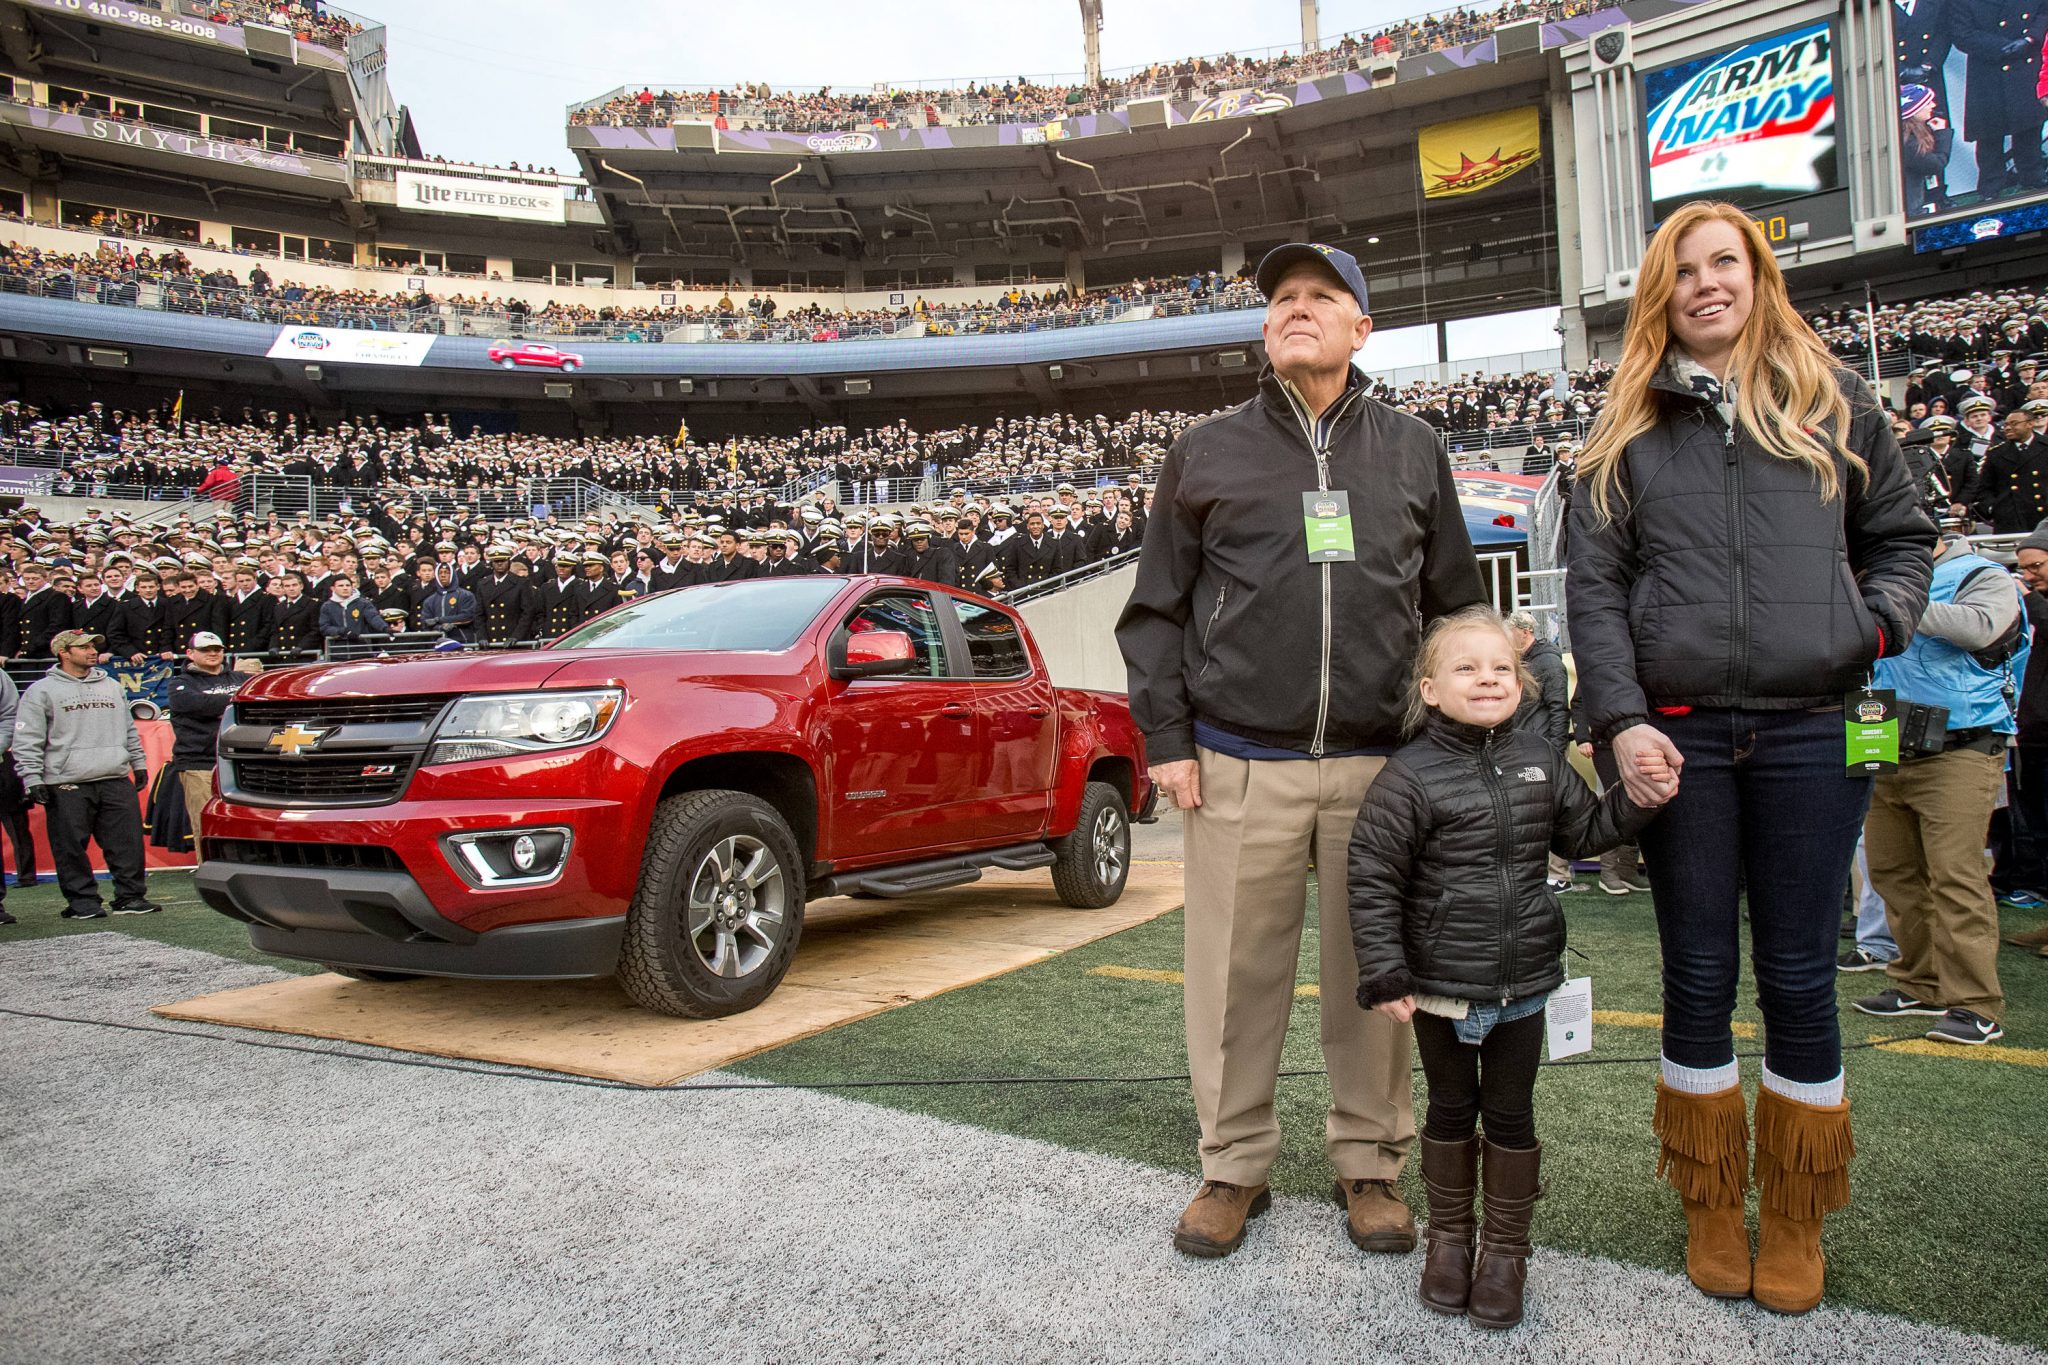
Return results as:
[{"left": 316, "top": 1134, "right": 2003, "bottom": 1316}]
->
[
  {"left": 133, "top": 769, "right": 149, "bottom": 791},
  {"left": 28, "top": 785, "right": 49, "bottom": 806}
]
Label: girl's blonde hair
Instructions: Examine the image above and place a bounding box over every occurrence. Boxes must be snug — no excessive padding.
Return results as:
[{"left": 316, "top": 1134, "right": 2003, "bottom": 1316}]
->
[
  {"left": 1577, "top": 200, "right": 1864, "bottom": 524},
  {"left": 1404, "top": 604, "right": 1532, "bottom": 735}
]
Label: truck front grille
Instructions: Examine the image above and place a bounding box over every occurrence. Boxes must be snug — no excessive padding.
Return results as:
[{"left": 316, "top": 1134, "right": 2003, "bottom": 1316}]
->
[
  {"left": 226, "top": 755, "right": 416, "bottom": 804},
  {"left": 234, "top": 696, "right": 452, "bottom": 727}
]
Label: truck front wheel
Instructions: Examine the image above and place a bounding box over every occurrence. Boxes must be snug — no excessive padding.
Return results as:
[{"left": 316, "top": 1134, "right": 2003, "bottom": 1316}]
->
[
  {"left": 617, "top": 789, "right": 806, "bottom": 1018},
  {"left": 1051, "top": 780, "right": 1130, "bottom": 909}
]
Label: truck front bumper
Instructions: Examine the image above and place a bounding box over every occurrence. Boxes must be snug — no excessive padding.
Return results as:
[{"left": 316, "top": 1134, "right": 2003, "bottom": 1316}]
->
[
  {"left": 196, "top": 791, "right": 638, "bottom": 979},
  {"left": 196, "top": 861, "right": 626, "bottom": 979}
]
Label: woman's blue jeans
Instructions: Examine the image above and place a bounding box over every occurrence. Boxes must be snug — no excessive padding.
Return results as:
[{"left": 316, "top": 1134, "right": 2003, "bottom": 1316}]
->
[{"left": 1637, "top": 707, "right": 1871, "bottom": 1084}]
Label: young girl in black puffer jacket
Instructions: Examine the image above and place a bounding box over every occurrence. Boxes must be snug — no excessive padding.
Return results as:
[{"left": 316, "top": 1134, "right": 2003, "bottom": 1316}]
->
[{"left": 1347, "top": 605, "right": 1667, "bottom": 1330}]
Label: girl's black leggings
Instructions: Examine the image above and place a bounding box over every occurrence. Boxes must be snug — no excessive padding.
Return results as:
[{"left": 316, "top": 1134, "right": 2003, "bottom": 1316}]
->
[{"left": 1411, "top": 1008, "right": 1543, "bottom": 1149}]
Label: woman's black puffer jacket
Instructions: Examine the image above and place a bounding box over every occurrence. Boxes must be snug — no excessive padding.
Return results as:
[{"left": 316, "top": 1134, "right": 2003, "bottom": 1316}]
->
[
  {"left": 1566, "top": 366, "right": 1935, "bottom": 745},
  {"left": 1348, "top": 714, "right": 1654, "bottom": 1007}
]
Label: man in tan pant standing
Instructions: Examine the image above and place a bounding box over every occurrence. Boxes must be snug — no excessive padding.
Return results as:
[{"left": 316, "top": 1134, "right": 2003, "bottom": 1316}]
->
[
  {"left": 1856, "top": 534, "right": 2024, "bottom": 1045},
  {"left": 1117, "top": 242, "right": 1486, "bottom": 1257}
]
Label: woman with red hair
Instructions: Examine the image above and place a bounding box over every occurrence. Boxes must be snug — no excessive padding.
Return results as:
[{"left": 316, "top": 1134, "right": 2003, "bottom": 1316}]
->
[{"left": 1567, "top": 202, "right": 1934, "bottom": 1315}]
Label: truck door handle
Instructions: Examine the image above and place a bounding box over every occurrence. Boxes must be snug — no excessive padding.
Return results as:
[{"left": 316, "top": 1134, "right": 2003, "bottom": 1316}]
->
[
  {"left": 1026, "top": 705, "right": 1051, "bottom": 718},
  {"left": 941, "top": 701, "right": 972, "bottom": 718}
]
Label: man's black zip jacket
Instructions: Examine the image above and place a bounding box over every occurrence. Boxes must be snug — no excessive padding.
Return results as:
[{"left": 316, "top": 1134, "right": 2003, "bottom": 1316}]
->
[{"left": 1116, "top": 365, "right": 1486, "bottom": 763}]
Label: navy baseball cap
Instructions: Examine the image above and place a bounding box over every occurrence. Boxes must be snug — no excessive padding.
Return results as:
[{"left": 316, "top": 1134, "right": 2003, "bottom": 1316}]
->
[{"left": 1256, "top": 243, "right": 1370, "bottom": 314}]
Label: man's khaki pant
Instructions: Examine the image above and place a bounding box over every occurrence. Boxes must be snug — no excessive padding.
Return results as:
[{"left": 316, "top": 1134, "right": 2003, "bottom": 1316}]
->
[
  {"left": 1866, "top": 747, "right": 2005, "bottom": 1021},
  {"left": 1183, "top": 746, "right": 1415, "bottom": 1185},
  {"left": 180, "top": 769, "right": 212, "bottom": 850}
]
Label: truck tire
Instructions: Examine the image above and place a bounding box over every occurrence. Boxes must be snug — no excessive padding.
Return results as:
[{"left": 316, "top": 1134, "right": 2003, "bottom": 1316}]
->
[
  {"left": 323, "top": 965, "right": 418, "bottom": 982},
  {"left": 1051, "top": 780, "right": 1130, "bottom": 909},
  {"left": 617, "top": 789, "right": 806, "bottom": 1018}
]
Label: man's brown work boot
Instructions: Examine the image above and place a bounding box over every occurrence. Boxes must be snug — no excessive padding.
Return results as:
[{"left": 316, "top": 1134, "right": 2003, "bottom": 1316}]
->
[
  {"left": 1172, "top": 1180, "right": 1271, "bottom": 1258},
  {"left": 1332, "top": 1176, "right": 1418, "bottom": 1252}
]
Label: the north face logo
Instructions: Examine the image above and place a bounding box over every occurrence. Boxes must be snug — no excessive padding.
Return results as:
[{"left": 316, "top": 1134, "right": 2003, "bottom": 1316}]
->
[{"left": 1515, "top": 766, "right": 1547, "bottom": 783}]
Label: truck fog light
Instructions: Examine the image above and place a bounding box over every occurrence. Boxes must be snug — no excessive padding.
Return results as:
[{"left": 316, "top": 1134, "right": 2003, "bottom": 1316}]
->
[{"left": 444, "top": 827, "right": 572, "bottom": 888}]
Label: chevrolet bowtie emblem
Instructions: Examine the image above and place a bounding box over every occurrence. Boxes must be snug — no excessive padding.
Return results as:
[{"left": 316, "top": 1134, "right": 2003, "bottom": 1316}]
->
[{"left": 266, "top": 724, "right": 331, "bottom": 757}]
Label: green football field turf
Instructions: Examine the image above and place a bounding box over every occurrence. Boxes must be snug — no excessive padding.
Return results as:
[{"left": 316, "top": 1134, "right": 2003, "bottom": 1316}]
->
[{"left": 8, "top": 871, "right": 2044, "bottom": 1347}]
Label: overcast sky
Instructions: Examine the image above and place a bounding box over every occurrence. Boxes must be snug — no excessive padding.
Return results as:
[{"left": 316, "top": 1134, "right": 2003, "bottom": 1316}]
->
[{"left": 381, "top": 0, "right": 1427, "bottom": 172}]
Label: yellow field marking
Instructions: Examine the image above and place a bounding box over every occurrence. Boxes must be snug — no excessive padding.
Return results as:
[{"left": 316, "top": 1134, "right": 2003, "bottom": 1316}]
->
[
  {"left": 1872, "top": 1038, "right": 2048, "bottom": 1068},
  {"left": 1595, "top": 1010, "right": 1755, "bottom": 1039},
  {"left": 1088, "top": 965, "right": 1320, "bottom": 997},
  {"left": 1088, "top": 965, "right": 1184, "bottom": 984}
]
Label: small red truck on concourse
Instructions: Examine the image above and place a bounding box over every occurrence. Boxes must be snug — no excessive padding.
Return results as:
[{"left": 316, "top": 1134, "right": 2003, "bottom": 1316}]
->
[{"left": 196, "top": 575, "right": 1154, "bottom": 1017}]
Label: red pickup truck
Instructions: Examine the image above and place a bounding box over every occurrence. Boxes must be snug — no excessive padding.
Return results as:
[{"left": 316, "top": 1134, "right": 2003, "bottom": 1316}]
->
[{"left": 196, "top": 575, "right": 1154, "bottom": 1017}]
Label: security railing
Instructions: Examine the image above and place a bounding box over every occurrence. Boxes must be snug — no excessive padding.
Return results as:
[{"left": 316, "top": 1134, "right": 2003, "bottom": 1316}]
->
[{"left": 1003, "top": 548, "right": 1142, "bottom": 606}]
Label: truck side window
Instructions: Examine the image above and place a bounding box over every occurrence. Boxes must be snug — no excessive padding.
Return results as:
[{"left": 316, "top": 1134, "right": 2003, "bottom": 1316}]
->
[
  {"left": 951, "top": 598, "right": 1028, "bottom": 679},
  {"left": 845, "top": 592, "right": 949, "bottom": 678}
]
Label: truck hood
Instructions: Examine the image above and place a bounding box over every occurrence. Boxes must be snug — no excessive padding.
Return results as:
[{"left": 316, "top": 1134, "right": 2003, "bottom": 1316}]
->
[
  {"left": 238, "top": 648, "right": 809, "bottom": 702},
  {"left": 238, "top": 650, "right": 578, "bottom": 701}
]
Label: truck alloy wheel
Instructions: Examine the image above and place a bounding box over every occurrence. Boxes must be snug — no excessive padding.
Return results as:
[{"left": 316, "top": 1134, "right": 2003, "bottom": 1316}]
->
[
  {"left": 1051, "top": 780, "right": 1130, "bottom": 909},
  {"left": 617, "top": 789, "right": 806, "bottom": 1017},
  {"left": 684, "top": 834, "right": 786, "bottom": 979}
]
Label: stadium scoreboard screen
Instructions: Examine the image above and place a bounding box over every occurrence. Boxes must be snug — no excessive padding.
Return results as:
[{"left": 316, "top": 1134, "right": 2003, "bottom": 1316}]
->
[{"left": 1640, "top": 19, "right": 1851, "bottom": 241}]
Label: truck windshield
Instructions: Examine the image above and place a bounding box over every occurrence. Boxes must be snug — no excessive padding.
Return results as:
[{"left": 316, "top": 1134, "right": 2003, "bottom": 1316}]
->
[{"left": 550, "top": 578, "right": 842, "bottom": 652}]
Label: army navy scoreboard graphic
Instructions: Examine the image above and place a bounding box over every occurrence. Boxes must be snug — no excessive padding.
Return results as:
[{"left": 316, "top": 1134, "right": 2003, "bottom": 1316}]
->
[{"left": 1638, "top": 18, "right": 1851, "bottom": 240}]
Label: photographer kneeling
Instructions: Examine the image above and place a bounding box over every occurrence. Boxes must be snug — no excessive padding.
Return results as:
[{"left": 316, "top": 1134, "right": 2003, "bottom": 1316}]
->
[{"left": 1857, "top": 532, "right": 2030, "bottom": 1045}]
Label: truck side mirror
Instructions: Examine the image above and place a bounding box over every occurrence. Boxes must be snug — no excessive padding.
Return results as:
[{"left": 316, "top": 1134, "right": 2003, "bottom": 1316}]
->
[{"left": 831, "top": 628, "right": 919, "bottom": 679}]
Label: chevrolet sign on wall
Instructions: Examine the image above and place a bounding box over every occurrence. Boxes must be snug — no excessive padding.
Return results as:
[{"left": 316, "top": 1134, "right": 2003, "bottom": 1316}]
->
[{"left": 394, "top": 171, "right": 566, "bottom": 224}]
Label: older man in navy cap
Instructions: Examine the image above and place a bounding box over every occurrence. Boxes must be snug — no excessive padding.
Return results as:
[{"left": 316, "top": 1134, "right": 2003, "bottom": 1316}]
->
[{"left": 1118, "top": 243, "right": 1486, "bottom": 1260}]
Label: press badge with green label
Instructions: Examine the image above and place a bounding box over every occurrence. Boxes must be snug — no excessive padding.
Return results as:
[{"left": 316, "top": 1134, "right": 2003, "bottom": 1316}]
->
[
  {"left": 1303, "top": 490, "right": 1356, "bottom": 563},
  {"left": 1845, "top": 687, "right": 1899, "bottom": 775}
]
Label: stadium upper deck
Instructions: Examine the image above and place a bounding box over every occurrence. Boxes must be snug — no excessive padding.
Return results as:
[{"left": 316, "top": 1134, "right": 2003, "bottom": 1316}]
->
[{"left": 1, "top": 0, "right": 2044, "bottom": 421}]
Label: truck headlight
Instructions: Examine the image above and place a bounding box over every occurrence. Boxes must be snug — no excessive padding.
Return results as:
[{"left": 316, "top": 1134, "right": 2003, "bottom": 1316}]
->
[{"left": 425, "top": 689, "right": 623, "bottom": 766}]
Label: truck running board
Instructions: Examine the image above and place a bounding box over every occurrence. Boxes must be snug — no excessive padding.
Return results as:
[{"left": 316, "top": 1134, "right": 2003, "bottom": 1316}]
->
[{"left": 812, "top": 843, "right": 1058, "bottom": 900}]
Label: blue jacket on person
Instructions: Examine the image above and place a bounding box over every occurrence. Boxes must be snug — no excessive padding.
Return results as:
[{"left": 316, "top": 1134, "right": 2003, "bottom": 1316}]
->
[
  {"left": 318, "top": 594, "right": 386, "bottom": 642},
  {"left": 1875, "top": 547, "right": 2032, "bottom": 735}
]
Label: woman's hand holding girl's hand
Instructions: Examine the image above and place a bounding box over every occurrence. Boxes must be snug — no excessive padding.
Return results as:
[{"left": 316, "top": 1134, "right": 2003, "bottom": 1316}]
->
[
  {"left": 1632, "top": 747, "right": 1679, "bottom": 806},
  {"left": 1614, "top": 723, "right": 1682, "bottom": 805},
  {"left": 1375, "top": 995, "right": 1416, "bottom": 1023}
]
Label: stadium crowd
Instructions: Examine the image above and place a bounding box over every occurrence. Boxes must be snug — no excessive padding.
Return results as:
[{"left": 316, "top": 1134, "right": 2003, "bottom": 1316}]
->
[
  {"left": 571, "top": 0, "right": 1605, "bottom": 133},
  {"left": 193, "top": 1, "right": 367, "bottom": 51},
  {"left": 4, "top": 270, "right": 2044, "bottom": 503},
  {"left": 0, "top": 400, "right": 1190, "bottom": 504},
  {"left": 0, "top": 237, "right": 1259, "bottom": 343},
  {"left": 0, "top": 473, "right": 1153, "bottom": 668}
]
